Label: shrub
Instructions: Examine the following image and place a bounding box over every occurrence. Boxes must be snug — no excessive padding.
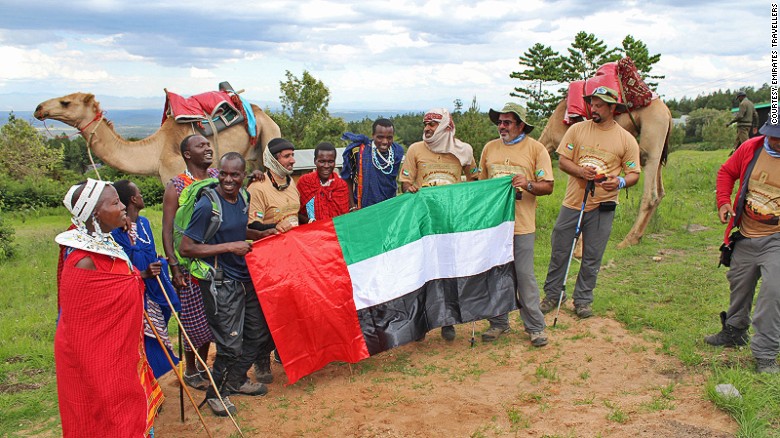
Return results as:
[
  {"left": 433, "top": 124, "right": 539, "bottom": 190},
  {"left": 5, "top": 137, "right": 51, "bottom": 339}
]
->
[
  {"left": 0, "top": 174, "right": 70, "bottom": 210},
  {"left": 0, "top": 214, "right": 15, "bottom": 262}
]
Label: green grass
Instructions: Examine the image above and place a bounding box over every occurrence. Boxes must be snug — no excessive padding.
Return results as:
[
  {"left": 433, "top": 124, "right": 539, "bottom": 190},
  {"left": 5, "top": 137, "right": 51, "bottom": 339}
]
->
[{"left": 1, "top": 150, "right": 780, "bottom": 435}]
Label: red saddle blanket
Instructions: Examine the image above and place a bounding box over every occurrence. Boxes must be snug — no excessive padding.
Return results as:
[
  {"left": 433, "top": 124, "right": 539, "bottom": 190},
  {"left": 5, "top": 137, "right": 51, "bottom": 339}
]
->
[
  {"left": 162, "top": 90, "right": 238, "bottom": 124},
  {"left": 564, "top": 57, "right": 657, "bottom": 125}
]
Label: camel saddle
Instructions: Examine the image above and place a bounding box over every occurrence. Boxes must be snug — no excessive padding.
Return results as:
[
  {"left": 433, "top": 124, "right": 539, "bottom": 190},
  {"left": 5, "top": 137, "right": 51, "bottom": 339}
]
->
[
  {"left": 162, "top": 83, "right": 246, "bottom": 138},
  {"left": 564, "top": 57, "right": 657, "bottom": 125}
]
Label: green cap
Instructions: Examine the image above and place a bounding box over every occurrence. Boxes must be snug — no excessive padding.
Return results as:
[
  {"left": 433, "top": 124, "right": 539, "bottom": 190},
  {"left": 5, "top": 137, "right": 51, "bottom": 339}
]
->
[
  {"left": 488, "top": 102, "right": 534, "bottom": 134},
  {"left": 584, "top": 86, "right": 627, "bottom": 111}
]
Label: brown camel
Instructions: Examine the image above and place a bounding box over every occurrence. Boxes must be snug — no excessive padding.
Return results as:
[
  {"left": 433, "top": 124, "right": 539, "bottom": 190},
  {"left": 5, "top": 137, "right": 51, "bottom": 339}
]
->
[
  {"left": 538, "top": 98, "right": 672, "bottom": 248},
  {"left": 34, "top": 92, "right": 281, "bottom": 183}
]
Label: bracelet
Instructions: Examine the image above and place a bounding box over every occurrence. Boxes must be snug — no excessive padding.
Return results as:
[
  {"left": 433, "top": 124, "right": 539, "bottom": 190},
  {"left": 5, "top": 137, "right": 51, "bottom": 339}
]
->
[
  {"left": 168, "top": 259, "right": 179, "bottom": 267},
  {"left": 617, "top": 176, "right": 626, "bottom": 190}
]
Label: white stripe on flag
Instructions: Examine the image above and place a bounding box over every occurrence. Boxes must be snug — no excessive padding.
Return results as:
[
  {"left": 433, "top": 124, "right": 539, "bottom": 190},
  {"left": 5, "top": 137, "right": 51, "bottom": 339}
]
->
[{"left": 348, "top": 221, "right": 515, "bottom": 311}]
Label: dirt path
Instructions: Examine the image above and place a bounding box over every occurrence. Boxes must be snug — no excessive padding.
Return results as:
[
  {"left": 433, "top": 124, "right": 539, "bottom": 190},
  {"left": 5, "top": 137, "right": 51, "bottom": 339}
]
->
[{"left": 154, "top": 312, "right": 736, "bottom": 437}]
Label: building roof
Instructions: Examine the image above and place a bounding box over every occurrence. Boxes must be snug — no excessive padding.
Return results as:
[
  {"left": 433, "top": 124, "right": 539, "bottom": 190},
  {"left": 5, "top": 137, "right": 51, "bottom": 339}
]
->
[{"left": 292, "top": 147, "right": 346, "bottom": 172}]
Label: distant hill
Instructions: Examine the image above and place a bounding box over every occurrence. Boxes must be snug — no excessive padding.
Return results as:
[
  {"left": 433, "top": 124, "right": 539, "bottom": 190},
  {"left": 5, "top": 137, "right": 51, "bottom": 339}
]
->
[{"left": 2, "top": 109, "right": 422, "bottom": 138}]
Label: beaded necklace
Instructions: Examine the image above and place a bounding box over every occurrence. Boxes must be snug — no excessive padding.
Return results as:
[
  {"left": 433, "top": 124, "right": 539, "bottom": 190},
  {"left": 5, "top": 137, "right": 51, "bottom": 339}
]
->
[{"left": 371, "top": 143, "right": 395, "bottom": 175}]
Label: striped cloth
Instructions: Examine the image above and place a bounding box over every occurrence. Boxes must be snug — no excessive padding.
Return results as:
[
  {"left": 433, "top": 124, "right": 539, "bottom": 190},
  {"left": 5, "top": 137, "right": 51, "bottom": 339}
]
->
[{"left": 172, "top": 170, "right": 218, "bottom": 351}]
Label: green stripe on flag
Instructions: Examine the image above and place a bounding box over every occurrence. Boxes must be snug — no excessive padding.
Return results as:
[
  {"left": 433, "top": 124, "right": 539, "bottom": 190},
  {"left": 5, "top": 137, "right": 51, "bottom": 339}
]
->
[{"left": 333, "top": 176, "right": 515, "bottom": 266}]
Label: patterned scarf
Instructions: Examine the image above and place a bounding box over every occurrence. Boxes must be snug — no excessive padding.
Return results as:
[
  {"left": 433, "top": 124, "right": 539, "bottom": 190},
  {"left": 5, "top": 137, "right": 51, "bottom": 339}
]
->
[{"left": 423, "top": 108, "right": 474, "bottom": 166}]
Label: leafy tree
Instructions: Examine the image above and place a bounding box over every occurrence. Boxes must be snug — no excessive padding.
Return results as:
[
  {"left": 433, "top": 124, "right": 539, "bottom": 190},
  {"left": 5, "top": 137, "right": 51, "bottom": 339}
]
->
[
  {"left": 47, "top": 134, "right": 93, "bottom": 174},
  {"left": 0, "top": 113, "right": 63, "bottom": 178},
  {"left": 451, "top": 96, "right": 496, "bottom": 162},
  {"left": 684, "top": 108, "right": 724, "bottom": 142},
  {"left": 302, "top": 114, "right": 348, "bottom": 149},
  {"left": 276, "top": 70, "right": 332, "bottom": 146},
  {"left": 562, "top": 32, "right": 621, "bottom": 82},
  {"left": 619, "top": 35, "right": 664, "bottom": 89},
  {"left": 510, "top": 43, "right": 566, "bottom": 118}
]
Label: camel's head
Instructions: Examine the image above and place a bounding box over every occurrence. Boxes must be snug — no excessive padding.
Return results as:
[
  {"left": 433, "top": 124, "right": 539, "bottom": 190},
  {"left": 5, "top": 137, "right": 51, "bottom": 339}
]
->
[{"left": 34, "top": 93, "right": 101, "bottom": 129}]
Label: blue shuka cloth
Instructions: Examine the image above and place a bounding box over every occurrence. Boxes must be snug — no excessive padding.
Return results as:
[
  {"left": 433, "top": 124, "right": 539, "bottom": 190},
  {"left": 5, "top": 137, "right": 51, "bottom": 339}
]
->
[
  {"left": 111, "top": 216, "right": 180, "bottom": 312},
  {"left": 340, "top": 132, "right": 404, "bottom": 208}
]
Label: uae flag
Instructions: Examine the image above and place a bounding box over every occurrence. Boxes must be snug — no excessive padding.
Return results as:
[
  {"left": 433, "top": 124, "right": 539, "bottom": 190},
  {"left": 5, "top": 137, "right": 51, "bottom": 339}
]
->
[{"left": 246, "top": 177, "right": 517, "bottom": 385}]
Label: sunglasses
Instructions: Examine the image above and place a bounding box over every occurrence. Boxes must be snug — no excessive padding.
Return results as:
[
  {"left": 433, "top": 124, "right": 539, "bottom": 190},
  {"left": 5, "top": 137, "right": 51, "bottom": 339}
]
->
[
  {"left": 592, "top": 86, "right": 617, "bottom": 98},
  {"left": 496, "top": 120, "right": 515, "bottom": 127}
]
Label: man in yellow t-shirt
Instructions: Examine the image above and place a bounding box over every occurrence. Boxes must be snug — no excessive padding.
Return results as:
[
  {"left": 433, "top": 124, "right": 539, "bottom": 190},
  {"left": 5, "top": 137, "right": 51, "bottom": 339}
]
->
[
  {"left": 478, "top": 102, "right": 554, "bottom": 347},
  {"left": 247, "top": 138, "right": 300, "bottom": 235},
  {"left": 540, "top": 87, "right": 641, "bottom": 319},
  {"left": 399, "top": 108, "right": 478, "bottom": 342}
]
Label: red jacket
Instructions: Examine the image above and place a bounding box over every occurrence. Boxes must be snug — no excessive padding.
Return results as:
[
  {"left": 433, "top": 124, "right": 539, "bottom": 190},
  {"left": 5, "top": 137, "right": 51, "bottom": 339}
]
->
[{"left": 716, "top": 135, "right": 765, "bottom": 244}]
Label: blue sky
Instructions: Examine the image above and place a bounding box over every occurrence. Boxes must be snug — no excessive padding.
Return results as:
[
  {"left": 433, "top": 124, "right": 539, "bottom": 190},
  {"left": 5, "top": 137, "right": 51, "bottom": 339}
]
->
[{"left": 0, "top": 0, "right": 771, "bottom": 112}]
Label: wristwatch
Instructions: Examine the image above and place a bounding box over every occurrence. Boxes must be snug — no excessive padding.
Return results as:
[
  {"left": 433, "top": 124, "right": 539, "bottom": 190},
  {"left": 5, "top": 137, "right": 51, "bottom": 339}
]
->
[{"left": 526, "top": 181, "right": 533, "bottom": 193}]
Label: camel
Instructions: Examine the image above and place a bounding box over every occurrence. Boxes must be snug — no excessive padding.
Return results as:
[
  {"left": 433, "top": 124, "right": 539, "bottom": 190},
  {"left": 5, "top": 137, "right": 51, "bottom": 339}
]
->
[
  {"left": 538, "top": 98, "right": 672, "bottom": 248},
  {"left": 34, "top": 92, "right": 281, "bottom": 183}
]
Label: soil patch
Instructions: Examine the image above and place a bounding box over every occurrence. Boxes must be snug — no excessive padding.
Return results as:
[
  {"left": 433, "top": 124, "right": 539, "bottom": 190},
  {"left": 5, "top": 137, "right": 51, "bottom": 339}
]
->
[{"left": 154, "top": 312, "right": 736, "bottom": 437}]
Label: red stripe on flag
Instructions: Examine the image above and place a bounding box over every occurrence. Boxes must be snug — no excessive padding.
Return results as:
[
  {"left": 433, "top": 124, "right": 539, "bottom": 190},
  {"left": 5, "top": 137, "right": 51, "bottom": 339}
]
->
[{"left": 246, "top": 220, "right": 369, "bottom": 385}]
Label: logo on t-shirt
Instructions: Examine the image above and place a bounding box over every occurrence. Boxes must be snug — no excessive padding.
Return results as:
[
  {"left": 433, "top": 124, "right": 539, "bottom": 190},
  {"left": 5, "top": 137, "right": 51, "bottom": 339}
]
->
[
  {"left": 566, "top": 143, "right": 574, "bottom": 151},
  {"left": 535, "top": 169, "right": 545, "bottom": 177},
  {"left": 402, "top": 169, "right": 410, "bottom": 176},
  {"left": 626, "top": 160, "right": 637, "bottom": 169}
]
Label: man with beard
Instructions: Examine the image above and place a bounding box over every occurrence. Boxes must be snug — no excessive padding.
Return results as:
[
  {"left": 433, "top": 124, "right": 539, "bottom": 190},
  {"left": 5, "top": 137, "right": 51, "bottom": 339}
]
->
[
  {"left": 341, "top": 118, "right": 405, "bottom": 209},
  {"left": 247, "top": 138, "right": 300, "bottom": 234},
  {"left": 478, "top": 103, "right": 553, "bottom": 346},
  {"left": 297, "top": 142, "right": 350, "bottom": 223},
  {"left": 540, "top": 87, "right": 641, "bottom": 319},
  {"left": 398, "top": 108, "right": 477, "bottom": 342}
]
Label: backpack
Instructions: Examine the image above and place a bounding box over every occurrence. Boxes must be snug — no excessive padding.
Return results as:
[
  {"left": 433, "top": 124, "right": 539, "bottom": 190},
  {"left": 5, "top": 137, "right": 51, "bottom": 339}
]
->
[{"left": 173, "top": 178, "right": 249, "bottom": 280}]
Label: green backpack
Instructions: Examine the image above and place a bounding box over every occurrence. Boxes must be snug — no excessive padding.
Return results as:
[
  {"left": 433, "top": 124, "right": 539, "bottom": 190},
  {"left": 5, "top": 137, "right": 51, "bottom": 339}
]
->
[{"left": 173, "top": 178, "right": 249, "bottom": 280}]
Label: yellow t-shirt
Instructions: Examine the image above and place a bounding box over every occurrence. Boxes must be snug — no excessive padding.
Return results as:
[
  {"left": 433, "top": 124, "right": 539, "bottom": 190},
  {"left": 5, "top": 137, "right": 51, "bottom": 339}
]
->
[
  {"left": 741, "top": 151, "right": 780, "bottom": 238},
  {"left": 479, "top": 136, "right": 554, "bottom": 235},
  {"left": 247, "top": 174, "right": 300, "bottom": 227},
  {"left": 398, "top": 141, "right": 477, "bottom": 187},
  {"left": 556, "top": 120, "right": 641, "bottom": 212}
]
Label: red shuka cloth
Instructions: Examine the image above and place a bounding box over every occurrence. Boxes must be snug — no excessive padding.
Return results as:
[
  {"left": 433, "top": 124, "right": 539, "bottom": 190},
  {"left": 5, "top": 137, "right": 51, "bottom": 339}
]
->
[
  {"left": 56, "top": 250, "right": 163, "bottom": 437},
  {"left": 296, "top": 171, "right": 351, "bottom": 222}
]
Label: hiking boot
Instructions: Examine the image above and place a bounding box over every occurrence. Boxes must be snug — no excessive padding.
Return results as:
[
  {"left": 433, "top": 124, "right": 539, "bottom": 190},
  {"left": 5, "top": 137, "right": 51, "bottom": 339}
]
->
[
  {"left": 481, "top": 326, "right": 510, "bottom": 342},
  {"left": 755, "top": 358, "right": 780, "bottom": 374},
  {"left": 253, "top": 356, "right": 273, "bottom": 384},
  {"left": 704, "top": 311, "right": 749, "bottom": 347},
  {"left": 441, "top": 326, "right": 456, "bottom": 342},
  {"left": 183, "top": 372, "right": 209, "bottom": 391},
  {"left": 530, "top": 330, "right": 548, "bottom": 347},
  {"left": 574, "top": 303, "right": 593, "bottom": 319},
  {"left": 227, "top": 379, "right": 268, "bottom": 396},
  {"left": 206, "top": 396, "right": 237, "bottom": 417},
  {"left": 540, "top": 294, "right": 565, "bottom": 314}
]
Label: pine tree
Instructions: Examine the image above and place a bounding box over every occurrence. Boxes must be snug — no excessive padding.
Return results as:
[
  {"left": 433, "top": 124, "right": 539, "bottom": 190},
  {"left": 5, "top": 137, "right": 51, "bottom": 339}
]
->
[
  {"left": 509, "top": 43, "right": 566, "bottom": 118},
  {"left": 619, "top": 35, "right": 664, "bottom": 89},
  {"left": 562, "top": 32, "right": 621, "bottom": 82}
]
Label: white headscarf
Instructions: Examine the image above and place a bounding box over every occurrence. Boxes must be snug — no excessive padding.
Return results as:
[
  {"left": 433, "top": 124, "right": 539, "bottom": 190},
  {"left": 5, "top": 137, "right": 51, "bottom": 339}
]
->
[
  {"left": 63, "top": 178, "right": 108, "bottom": 226},
  {"left": 423, "top": 108, "right": 474, "bottom": 166}
]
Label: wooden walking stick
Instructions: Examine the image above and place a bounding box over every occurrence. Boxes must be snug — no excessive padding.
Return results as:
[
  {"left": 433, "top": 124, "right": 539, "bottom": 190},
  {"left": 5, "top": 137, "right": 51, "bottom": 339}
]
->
[
  {"left": 155, "top": 276, "right": 245, "bottom": 438},
  {"left": 143, "top": 310, "right": 213, "bottom": 438}
]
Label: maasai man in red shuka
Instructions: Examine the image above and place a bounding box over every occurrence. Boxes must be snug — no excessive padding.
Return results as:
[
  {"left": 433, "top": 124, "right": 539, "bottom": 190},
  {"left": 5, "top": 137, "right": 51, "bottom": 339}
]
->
[
  {"left": 55, "top": 179, "right": 163, "bottom": 437},
  {"left": 297, "top": 141, "right": 351, "bottom": 223}
]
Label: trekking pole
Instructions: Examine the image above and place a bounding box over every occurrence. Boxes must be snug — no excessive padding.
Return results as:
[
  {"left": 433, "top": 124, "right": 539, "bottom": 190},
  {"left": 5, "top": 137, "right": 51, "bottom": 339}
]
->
[
  {"left": 143, "top": 311, "right": 213, "bottom": 438},
  {"left": 178, "top": 320, "right": 184, "bottom": 422},
  {"left": 155, "top": 276, "right": 245, "bottom": 437},
  {"left": 553, "top": 180, "right": 595, "bottom": 327}
]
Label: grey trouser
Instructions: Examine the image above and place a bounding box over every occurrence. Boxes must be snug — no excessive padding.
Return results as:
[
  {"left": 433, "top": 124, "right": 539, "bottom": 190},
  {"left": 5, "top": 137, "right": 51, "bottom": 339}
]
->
[
  {"left": 199, "top": 279, "right": 273, "bottom": 396},
  {"left": 543, "top": 206, "right": 615, "bottom": 306},
  {"left": 725, "top": 232, "right": 780, "bottom": 360},
  {"left": 488, "top": 233, "right": 545, "bottom": 333}
]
